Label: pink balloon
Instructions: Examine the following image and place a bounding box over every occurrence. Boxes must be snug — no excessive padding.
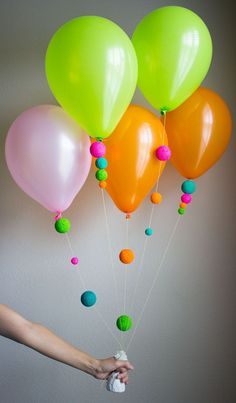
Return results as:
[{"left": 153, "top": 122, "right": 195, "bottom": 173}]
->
[{"left": 5, "top": 105, "right": 91, "bottom": 213}]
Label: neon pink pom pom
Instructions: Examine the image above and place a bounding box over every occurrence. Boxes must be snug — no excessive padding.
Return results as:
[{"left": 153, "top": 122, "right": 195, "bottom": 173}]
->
[
  {"left": 71, "top": 257, "right": 79, "bottom": 265},
  {"left": 181, "top": 194, "right": 192, "bottom": 204},
  {"left": 90, "top": 142, "right": 106, "bottom": 158},
  {"left": 155, "top": 145, "right": 171, "bottom": 161}
]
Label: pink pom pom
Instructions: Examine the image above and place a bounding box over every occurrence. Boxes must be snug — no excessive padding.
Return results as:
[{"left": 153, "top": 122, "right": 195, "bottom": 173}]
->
[
  {"left": 155, "top": 145, "right": 171, "bottom": 161},
  {"left": 181, "top": 194, "right": 192, "bottom": 204},
  {"left": 71, "top": 257, "right": 79, "bottom": 265},
  {"left": 90, "top": 142, "right": 106, "bottom": 158}
]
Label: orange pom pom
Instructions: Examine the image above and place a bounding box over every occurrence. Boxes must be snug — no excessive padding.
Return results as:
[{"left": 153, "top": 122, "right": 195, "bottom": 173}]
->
[
  {"left": 150, "top": 192, "right": 162, "bottom": 204},
  {"left": 180, "top": 202, "right": 187, "bottom": 209},
  {"left": 99, "top": 181, "right": 107, "bottom": 189},
  {"left": 119, "top": 249, "right": 135, "bottom": 264}
]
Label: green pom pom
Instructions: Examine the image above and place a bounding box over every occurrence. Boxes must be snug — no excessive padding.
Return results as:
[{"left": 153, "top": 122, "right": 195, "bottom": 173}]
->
[
  {"left": 178, "top": 208, "right": 185, "bottom": 215},
  {"left": 181, "top": 180, "right": 196, "bottom": 194},
  {"left": 55, "top": 218, "right": 71, "bottom": 233},
  {"left": 116, "top": 315, "right": 132, "bottom": 332},
  {"left": 95, "top": 169, "right": 108, "bottom": 181}
]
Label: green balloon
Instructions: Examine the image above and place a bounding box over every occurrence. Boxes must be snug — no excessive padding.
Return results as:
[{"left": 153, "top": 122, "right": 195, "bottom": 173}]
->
[
  {"left": 132, "top": 6, "right": 213, "bottom": 112},
  {"left": 46, "top": 16, "right": 138, "bottom": 139}
]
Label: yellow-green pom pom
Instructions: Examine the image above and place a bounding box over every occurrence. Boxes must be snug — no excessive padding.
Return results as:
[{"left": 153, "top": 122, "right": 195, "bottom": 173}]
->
[
  {"left": 95, "top": 169, "right": 108, "bottom": 181},
  {"left": 55, "top": 218, "right": 71, "bottom": 233},
  {"left": 116, "top": 315, "right": 132, "bottom": 331}
]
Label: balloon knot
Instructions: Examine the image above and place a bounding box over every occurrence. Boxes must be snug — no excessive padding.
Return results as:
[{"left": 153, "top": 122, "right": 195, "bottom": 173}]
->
[
  {"left": 54, "top": 211, "right": 62, "bottom": 221},
  {"left": 160, "top": 107, "right": 168, "bottom": 116},
  {"left": 96, "top": 137, "right": 103, "bottom": 142},
  {"left": 126, "top": 213, "right": 131, "bottom": 220}
]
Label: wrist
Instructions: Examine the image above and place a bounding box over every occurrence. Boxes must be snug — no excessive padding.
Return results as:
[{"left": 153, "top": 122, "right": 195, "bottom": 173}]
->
[{"left": 75, "top": 352, "right": 100, "bottom": 377}]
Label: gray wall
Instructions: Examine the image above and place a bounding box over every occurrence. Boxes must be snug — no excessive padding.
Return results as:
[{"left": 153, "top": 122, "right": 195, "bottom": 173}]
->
[{"left": 0, "top": 1, "right": 235, "bottom": 402}]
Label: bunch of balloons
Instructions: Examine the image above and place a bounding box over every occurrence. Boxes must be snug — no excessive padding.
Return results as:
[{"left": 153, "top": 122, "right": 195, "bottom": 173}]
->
[{"left": 5, "top": 7, "right": 232, "bottom": 331}]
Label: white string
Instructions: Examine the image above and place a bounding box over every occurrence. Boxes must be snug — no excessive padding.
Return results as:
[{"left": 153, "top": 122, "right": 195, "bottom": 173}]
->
[
  {"left": 95, "top": 306, "right": 123, "bottom": 350},
  {"left": 126, "top": 216, "right": 181, "bottom": 352},
  {"left": 123, "top": 218, "right": 129, "bottom": 315},
  {"left": 65, "top": 232, "right": 121, "bottom": 349},
  {"left": 128, "top": 113, "right": 167, "bottom": 321},
  {"left": 101, "top": 190, "right": 119, "bottom": 312},
  {"left": 65, "top": 233, "right": 86, "bottom": 291}
]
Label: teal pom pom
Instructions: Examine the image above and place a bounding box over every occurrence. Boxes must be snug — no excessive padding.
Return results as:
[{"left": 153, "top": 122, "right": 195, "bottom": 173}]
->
[
  {"left": 95, "top": 157, "right": 108, "bottom": 169},
  {"left": 145, "top": 227, "right": 153, "bottom": 236},
  {"left": 181, "top": 180, "right": 196, "bottom": 194},
  {"left": 95, "top": 169, "right": 108, "bottom": 181},
  {"left": 81, "top": 291, "right": 97, "bottom": 307},
  {"left": 178, "top": 208, "right": 185, "bottom": 215},
  {"left": 55, "top": 218, "right": 71, "bottom": 233}
]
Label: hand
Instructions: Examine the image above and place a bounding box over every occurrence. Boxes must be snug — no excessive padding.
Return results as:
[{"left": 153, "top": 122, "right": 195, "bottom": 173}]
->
[{"left": 94, "top": 357, "right": 134, "bottom": 384}]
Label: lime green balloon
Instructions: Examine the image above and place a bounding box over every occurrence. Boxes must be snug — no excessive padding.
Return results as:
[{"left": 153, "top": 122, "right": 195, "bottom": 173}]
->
[
  {"left": 132, "top": 6, "right": 213, "bottom": 112},
  {"left": 46, "top": 16, "right": 138, "bottom": 139}
]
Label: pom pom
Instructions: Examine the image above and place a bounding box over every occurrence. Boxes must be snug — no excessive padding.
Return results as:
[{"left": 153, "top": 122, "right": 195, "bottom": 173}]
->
[
  {"left": 145, "top": 228, "right": 153, "bottom": 236},
  {"left": 99, "top": 181, "right": 107, "bottom": 189},
  {"left": 181, "top": 194, "right": 192, "bottom": 204},
  {"left": 119, "top": 249, "right": 135, "bottom": 264},
  {"left": 178, "top": 208, "right": 186, "bottom": 215},
  {"left": 150, "top": 192, "right": 162, "bottom": 204},
  {"left": 116, "top": 315, "right": 132, "bottom": 331},
  {"left": 95, "top": 169, "right": 108, "bottom": 181},
  {"left": 155, "top": 145, "right": 171, "bottom": 161},
  {"left": 81, "top": 291, "right": 97, "bottom": 307},
  {"left": 55, "top": 218, "right": 71, "bottom": 233},
  {"left": 71, "top": 257, "right": 79, "bottom": 265},
  {"left": 90, "top": 142, "right": 106, "bottom": 158},
  {"left": 95, "top": 157, "right": 108, "bottom": 169},
  {"left": 181, "top": 180, "right": 196, "bottom": 194}
]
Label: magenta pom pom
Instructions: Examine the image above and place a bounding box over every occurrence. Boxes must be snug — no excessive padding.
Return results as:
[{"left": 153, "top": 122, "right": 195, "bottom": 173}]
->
[
  {"left": 90, "top": 142, "right": 106, "bottom": 158},
  {"left": 155, "top": 145, "right": 171, "bottom": 161},
  {"left": 71, "top": 257, "right": 79, "bottom": 265},
  {"left": 181, "top": 193, "right": 192, "bottom": 204}
]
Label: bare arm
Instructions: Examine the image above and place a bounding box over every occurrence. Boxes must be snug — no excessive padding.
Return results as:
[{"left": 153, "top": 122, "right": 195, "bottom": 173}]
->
[{"left": 0, "top": 304, "right": 133, "bottom": 383}]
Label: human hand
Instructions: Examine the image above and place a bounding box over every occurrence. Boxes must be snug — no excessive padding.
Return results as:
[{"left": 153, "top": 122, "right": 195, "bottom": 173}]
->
[{"left": 94, "top": 357, "right": 134, "bottom": 384}]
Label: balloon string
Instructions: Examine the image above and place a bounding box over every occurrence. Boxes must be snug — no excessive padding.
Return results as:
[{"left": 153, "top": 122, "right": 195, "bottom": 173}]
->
[
  {"left": 124, "top": 218, "right": 129, "bottom": 315},
  {"left": 95, "top": 307, "right": 123, "bottom": 350},
  {"left": 65, "top": 233, "right": 86, "bottom": 291},
  {"left": 129, "top": 236, "right": 148, "bottom": 314},
  {"left": 101, "top": 189, "right": 119, "bottom": 315},
  {"left": 126, "top": 216, "right": 181, "bottom": 352},
  {"left": 65, "top": 233, "right": 122, "bottom": 350}
]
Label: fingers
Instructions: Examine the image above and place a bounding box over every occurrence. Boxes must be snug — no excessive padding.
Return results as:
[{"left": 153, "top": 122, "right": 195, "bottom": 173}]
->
[
  {"left": 115, "top": 359, "right": 134, "bottom": 371},
  {"left": 117, "top": 372, "right": 129, "bottom": 384}
]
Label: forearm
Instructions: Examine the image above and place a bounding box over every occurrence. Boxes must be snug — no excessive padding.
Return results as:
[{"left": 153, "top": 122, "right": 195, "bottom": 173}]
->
[
  {"left": 23, "top": 322, "right": 99, "bottom": 375},
  {"left": 0, "top": 304, "right": 99, "bottom": 376}
]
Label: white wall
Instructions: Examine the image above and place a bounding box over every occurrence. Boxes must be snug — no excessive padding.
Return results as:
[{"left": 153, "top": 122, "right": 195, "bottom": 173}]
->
[{"left": 0, "top": 1, "right": 235, "bottom": 402}]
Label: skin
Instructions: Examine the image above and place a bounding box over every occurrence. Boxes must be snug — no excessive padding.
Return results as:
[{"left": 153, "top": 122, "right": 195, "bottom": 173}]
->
[{"left": 0, "top": 304, "right": 133, "bottom": 383}]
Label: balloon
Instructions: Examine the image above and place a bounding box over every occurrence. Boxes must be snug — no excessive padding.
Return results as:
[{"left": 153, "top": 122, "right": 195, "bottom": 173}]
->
[
  {"left": 5, "top": 105, "right": 91, "bottom": 212},
  {"left": 104, "top": 105, "right": 167, "bottom": 213},
  {"left": 132, "top": 6, "right": 212, "bottom": 112},
  {"left": 165, "top": 87, "right": 232, "bottom": 179},
  {"left": 46, "top": 16, "right": 138, "bottom": 139}
]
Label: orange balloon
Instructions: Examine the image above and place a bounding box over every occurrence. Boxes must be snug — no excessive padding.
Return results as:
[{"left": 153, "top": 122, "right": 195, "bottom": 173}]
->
[
  {"left": 165, "top": 87, "right": 232, "bottom": 179},
  {"left": 104, "top": 104, "right": 167, "bottom": 213}
]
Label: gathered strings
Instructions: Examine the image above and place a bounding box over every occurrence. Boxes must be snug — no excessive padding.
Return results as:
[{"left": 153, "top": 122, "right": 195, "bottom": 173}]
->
[
  {"left": 129, "top": 114, "right": 166, "bottom": 315},
  {"left": 65, "top": 232, "right": 123, "bottom": 350},
  {"left": 126, "top": 215, "right": 181, "bottom": 352},
  {"left": 101, "top": 189, "right": 119, "bottom": 313}
]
